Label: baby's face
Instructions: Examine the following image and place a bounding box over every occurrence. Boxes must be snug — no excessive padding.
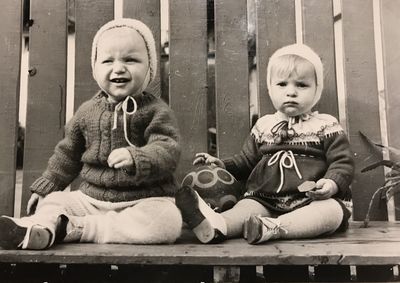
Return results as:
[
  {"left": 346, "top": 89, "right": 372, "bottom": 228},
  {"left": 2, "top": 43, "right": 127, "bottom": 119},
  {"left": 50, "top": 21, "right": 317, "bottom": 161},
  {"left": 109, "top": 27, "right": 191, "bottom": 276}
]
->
[
  {"left": 94, "top": 27, "right": 149, "bottom": 103},
  {"left": 269, "top": 60, "right": 317, "bottom": 117}
]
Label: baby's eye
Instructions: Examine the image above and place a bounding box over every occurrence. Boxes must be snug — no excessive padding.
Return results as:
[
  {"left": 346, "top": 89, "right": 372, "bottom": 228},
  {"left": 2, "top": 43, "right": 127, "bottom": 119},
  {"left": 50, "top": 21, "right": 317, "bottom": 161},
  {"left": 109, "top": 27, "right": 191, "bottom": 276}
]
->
[
  {"left": 276, "top": 82, "right": 287, "bottom": 87},
  {"left": 296, "top": 82, "right": 309, "bottom": 88},
  {"left": 125, "top": 57, "right": 138, "bottom": 63},
  {"left": 101, "top": 59, "right": 113, "bottom": 64}
]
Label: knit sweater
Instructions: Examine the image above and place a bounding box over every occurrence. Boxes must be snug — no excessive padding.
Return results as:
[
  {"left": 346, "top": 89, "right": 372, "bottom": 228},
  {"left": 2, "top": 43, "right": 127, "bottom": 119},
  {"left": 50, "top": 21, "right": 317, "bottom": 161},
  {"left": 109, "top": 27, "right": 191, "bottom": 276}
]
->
[
  {"left": 30, "top": 91, "right": 181, "bottom": 202},
  {"left": 223, "top": 111, "right": 354, "bottom": 212}
]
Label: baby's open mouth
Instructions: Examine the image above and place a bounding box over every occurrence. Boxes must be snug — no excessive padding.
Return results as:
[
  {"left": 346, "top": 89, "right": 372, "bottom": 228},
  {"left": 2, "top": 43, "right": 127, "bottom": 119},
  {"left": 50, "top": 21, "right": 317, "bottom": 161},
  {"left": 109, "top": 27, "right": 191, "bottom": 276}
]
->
[{"left": 110, "top": 78, "right": 130, "bottom": 83}]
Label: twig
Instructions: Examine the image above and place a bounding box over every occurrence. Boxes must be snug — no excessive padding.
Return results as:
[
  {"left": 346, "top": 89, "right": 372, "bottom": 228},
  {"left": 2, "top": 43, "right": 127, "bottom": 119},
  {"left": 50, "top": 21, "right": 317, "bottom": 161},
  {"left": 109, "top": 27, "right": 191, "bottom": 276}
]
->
[{"left": 363, "top": 180, "right": 400, "bottom": 227}]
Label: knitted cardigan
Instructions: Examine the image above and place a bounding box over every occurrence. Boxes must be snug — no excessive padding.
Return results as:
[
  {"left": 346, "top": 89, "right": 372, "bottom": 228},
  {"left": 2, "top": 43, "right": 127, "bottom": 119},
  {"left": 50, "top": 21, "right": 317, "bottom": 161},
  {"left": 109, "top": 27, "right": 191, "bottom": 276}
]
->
[
  {"left": 30, "top": 91, "right": 181, "bottom": 202},
  {"left": 222, "top": 111, "right": 354, "bottom": 212}
]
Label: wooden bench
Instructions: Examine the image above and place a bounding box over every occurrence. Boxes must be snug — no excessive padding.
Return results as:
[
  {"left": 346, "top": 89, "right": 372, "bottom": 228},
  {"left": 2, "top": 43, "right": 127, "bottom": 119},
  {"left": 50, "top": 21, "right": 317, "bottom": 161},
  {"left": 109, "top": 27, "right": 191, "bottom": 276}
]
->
[{"left": 1, "top": 0, "right": 400, "bottom": 282}]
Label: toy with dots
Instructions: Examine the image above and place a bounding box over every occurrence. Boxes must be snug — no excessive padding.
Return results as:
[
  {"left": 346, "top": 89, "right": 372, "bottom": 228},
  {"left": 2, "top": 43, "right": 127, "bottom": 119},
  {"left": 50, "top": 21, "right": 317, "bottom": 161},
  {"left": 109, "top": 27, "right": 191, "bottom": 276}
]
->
[{"left": 181, "top": 164, "right": 242, "bottom": 212}]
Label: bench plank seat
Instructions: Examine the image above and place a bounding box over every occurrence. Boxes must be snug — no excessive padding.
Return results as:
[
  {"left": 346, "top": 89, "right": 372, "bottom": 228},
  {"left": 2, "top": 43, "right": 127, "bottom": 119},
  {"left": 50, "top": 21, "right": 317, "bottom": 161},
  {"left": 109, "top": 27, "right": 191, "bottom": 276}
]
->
[{"left": 0, "top": 222, "right": 398, "bottom": 266}]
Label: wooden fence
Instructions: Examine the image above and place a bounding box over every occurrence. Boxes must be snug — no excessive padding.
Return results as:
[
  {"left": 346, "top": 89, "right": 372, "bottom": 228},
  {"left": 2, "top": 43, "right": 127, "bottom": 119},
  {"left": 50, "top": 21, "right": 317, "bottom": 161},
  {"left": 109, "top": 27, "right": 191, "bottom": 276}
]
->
[{"left": 2, "top": 0, "right": 399, "bottom": 220}]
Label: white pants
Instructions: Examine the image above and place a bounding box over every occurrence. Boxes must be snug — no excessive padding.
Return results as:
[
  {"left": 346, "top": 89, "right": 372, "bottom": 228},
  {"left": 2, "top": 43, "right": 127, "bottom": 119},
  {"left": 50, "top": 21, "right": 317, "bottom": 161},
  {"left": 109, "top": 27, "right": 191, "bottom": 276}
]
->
[{"left": 27, "top": 191, "right": 182, "bottom": 245}]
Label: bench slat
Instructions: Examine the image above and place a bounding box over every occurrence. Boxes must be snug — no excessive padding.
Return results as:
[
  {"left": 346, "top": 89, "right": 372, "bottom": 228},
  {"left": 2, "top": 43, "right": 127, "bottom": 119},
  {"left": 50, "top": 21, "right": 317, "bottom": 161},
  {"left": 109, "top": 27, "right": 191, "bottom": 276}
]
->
[
  {"left": 169, "top": 0, "right": 208, "bottom": 182},
  {"left": 74, "top": 0, "right": 114, "bottom": 109},
  {"left": 0, "top": 0, "right": 22, "bottom": 216},
  {"left": 302, "top": 0, "right": 338, "bottom": 118},
  {"left": 342, "top": 0, "right": 387, "bottom": 221},
  {"left": 123, "top": 0, "right": 161, "bottom": 98},
  {"left": 214, "top": 0, "right": 250, "bottom": 158},
  {"left": 381, "top": 0, "right": 400, "bottom": 220},
  {"left": 22, "top": 0, "right": 68, "bottom": 216},
  {"left": 256, "top": 0, "right": 296, "bottom": 116}
]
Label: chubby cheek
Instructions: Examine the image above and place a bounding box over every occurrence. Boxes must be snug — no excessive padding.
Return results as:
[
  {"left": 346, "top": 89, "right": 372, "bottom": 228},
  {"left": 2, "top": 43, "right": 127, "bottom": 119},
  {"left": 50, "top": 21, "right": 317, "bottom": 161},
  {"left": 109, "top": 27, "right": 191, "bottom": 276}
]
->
[
  {"left": 270, "top": 95, "right": 285, "bottom": 110},
  {"left": 94, "top": 67, "right": 107, "bottom": 83}
]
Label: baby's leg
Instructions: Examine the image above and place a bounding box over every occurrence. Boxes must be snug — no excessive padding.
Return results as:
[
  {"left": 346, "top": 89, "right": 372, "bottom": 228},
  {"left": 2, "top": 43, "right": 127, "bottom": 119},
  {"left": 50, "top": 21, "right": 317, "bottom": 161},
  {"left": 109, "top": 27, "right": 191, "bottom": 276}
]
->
[
  {"left": 80, "top": 197, "right": 182, "bottom": 244},
  {"left": 278, "top": 199, "right": 346, "bottom": 239},
  {"left": 175, "top": 186, "right": 271, "bottom": 243},
  {"left": 222, "top": 198, "right": 272, "bottom": 238},
  {"left": 0, "top": 191, "right": 90, "bottom": 249},
  {"left": 246, "top": 198, "right": 348, "bottom": 244}
]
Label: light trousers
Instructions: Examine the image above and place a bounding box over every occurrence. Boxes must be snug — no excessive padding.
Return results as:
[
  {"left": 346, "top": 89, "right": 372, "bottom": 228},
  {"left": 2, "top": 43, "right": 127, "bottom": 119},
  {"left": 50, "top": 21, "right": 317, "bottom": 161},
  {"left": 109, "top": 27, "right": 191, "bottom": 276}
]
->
[{"left": 27, "top": 191, "right": 182, "bottom": 245}]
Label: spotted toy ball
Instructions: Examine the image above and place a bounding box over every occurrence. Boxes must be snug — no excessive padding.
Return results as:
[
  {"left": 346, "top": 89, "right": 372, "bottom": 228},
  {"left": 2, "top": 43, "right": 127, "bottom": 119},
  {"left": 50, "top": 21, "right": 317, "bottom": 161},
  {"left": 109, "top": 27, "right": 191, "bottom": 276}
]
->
[{"left": 181, "top": 165, "right": 242, "bottom": 212}]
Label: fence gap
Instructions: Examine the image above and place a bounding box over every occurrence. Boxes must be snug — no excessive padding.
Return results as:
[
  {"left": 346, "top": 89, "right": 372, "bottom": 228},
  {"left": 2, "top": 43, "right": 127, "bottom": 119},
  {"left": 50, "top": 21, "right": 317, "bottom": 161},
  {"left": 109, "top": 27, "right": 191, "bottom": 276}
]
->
[
  {"left": 66, "top": 0, "right": 75, "bottom": 123},
  {"left": 372, "top": 0, "right": 394, "bottom": 221},
  {"left": 295, "top": 0, "right": 303, "bottom": 43},
  {"left": 160, "top": 0, "right": 170, "bottom": 103},
  {"left": 333, "top": 0, "right": 347, "bottom": 132},
  {"left": 115, "top": 0, "right": 123, "bottom": 19},
  {"left": 15, "top": 0, "right": 30, "bottom": 217},
  {"left": 207, "top": 0, "right": 216, "bottom": 155},
  {"left": 248, "top": 0, "right": 258, "bottom": 127}
]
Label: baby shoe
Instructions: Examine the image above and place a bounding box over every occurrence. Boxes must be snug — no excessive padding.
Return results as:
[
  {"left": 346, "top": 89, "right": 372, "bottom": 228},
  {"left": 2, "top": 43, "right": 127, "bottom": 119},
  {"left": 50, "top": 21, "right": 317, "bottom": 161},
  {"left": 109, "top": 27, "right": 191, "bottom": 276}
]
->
[
  {"left": 0, "top": 216, "right": 52, "bottom": 250},
  {"left": 245, "top": 215, "right": 286, "bottom": 244},
  {"left": 175, "top": 186, "right": 227, "bottom": 243}
]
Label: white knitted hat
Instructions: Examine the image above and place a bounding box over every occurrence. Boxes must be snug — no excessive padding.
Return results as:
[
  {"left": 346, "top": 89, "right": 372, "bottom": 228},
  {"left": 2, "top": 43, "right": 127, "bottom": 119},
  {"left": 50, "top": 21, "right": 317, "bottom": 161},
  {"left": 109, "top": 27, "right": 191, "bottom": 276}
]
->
[
  {"left": 91, "top": 18, "right": 157, "bottom": 86},
  {"left": 266, "top": 43, "right": 324, "bottom": 110}
]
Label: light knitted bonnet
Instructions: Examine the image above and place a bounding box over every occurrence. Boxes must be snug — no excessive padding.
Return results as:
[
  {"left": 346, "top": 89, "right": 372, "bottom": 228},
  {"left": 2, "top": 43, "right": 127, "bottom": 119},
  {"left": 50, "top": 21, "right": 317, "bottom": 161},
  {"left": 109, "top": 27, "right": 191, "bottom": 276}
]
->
[
  {"left": 266, "top": 43, "right": 324, "bottom": 110},
  {"left": 91, "top": 18, "right": 158, "bottom": 89}
]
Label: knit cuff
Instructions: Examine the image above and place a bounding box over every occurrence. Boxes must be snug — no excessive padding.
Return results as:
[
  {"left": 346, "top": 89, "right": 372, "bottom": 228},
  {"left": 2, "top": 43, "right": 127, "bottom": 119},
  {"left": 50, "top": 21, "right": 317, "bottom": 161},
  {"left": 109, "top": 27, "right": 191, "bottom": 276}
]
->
[
  {"left": 222, "top": 158, "right": 234, "bottom": 170},
  {"left": 127, "top": 147, "right": 152, "bottom": 183},
  {"left": 222, "top": 158, "right": 242, "bottom": 179},
  {"left": 123, "top": 147, "right": 137, "bottom": 175},
  {"left": 324, "top": 172, "right": 352, "bottom": 199},
  {"left": 30, "top": 176, "right": 61, "bottom": 196}
]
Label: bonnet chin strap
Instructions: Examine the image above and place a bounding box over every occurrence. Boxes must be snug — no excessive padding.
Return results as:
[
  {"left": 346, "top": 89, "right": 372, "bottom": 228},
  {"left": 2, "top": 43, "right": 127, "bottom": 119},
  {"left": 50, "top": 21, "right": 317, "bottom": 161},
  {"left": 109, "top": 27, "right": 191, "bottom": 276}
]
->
[
  {"left": 111, "top": 67, "right": 150, "bottom": 147},
  {"left": 113, "top": 96, "right": 137, "bottom": 147}
]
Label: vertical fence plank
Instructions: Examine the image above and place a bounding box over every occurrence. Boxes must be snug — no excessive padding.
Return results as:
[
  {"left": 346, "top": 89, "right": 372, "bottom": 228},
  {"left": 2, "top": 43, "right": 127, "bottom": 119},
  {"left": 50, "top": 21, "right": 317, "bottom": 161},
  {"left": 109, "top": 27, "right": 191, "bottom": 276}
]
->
[
  {"left": 381, "top": 0, "right": 400, "bottom": 220},
  {"left": 123, "top": 0, "right": 161, "bottom": 98},
  {"left": 256, "top": 0, "right": 296, "bottom": 116},
  {"left": 214, "top": 0, "right": 249, "bottom": 158},
  {"left": 74, "top": 0, "right": 114, "bottom": 109},
  {"left": 22, "top": 0, "right": 68, "bottom": 215},
  {"left": 169, "top": 0, "right": 208, "bottom": 182},
  {"left": 342, "top": 0, "right": 386, "bottom": 220},
  {"left": 302, "top": 0, "right": 338, "bottom": 118},
  {"left": 0, "top": 0, "right": 22, "bottom": 216}
]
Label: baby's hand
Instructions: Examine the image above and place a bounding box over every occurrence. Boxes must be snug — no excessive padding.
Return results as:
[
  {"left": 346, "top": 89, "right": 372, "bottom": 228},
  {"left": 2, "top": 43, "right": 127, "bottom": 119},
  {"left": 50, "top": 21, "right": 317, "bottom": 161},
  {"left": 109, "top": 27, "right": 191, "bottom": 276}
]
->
[
  {"left": 27, "top": 193, "right": 43, "bottom": 215},
  {"left": 306, "top": 178, "right": 338, "bottom": 200},
  {"left": 107, "top": 148, "right": 133, "bottom": 169},
  {"left": 193, "top": 152, "right": 225, "bottom": 168}
]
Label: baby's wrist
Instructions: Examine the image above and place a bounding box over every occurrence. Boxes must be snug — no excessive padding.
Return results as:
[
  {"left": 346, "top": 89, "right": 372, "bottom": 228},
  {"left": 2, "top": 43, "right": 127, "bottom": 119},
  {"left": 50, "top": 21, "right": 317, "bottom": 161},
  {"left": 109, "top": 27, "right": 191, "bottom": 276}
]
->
[{"left": 326, "top": 179, "right": 339, "bottom": 194}]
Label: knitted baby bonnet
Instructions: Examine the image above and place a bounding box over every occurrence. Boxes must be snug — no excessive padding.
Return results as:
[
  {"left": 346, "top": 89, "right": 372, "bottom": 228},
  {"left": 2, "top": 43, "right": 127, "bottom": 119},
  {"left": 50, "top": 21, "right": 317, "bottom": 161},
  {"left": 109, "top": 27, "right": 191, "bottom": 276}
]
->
[
  {"left": 91, "top": 18, "right": 158, "bottom": 88},
  {"left": 266, "top": 43, "right": 323, "bottom": 110}
]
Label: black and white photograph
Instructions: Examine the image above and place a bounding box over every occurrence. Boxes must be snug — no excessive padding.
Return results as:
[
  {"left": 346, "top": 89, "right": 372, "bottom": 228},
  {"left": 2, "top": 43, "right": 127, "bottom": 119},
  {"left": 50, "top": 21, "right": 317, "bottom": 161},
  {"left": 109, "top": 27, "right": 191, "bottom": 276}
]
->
[{"left": 0, "top": 0, "right": 399, "bottom": 282}]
